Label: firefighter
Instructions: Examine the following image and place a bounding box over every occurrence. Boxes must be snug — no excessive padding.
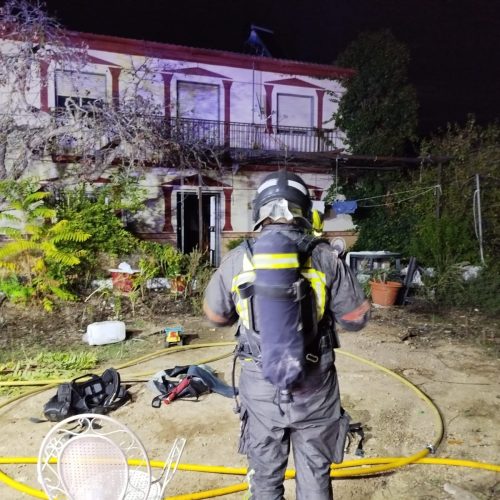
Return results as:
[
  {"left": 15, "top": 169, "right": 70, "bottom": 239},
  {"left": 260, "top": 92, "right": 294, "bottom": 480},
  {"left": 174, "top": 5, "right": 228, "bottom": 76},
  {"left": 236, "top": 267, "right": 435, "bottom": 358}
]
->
[{"left": 203, "top": 171, "right": 370, "bottom": 499}]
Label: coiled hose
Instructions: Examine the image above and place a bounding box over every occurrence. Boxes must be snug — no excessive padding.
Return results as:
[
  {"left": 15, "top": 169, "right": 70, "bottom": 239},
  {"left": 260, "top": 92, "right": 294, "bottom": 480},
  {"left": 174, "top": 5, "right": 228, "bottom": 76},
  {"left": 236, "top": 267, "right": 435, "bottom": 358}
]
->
[{"left": 0, "top": 342, "right": 498, "bottom": 500}]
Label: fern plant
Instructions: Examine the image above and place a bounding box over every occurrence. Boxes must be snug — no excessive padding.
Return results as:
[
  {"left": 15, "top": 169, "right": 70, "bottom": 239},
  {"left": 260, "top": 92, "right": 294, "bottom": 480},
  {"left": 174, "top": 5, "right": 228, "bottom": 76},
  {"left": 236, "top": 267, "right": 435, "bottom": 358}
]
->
[{"left": 0, "top": 179, "right": 91, "bottom": 311}]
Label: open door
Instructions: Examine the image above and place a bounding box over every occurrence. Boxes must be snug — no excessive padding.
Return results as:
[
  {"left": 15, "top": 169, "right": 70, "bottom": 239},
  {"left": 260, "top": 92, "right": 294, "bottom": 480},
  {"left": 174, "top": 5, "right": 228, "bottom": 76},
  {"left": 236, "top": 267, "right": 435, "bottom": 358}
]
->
[
  {"left": 209, "top": 194, "right": 221, "bottom": 266},
  {"left": 177, "top": 191, "right": 221, "bottom": 266}
]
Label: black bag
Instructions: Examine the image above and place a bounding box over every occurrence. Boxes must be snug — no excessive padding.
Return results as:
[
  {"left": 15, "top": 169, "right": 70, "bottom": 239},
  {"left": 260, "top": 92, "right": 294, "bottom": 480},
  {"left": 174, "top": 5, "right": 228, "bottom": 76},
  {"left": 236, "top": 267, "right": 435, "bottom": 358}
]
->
[
  {"left": 43, "top": 368, "right": 130, "bottom": 422},
  {"left": 149, "top": 366, "right": 210, "bottom": 408}
]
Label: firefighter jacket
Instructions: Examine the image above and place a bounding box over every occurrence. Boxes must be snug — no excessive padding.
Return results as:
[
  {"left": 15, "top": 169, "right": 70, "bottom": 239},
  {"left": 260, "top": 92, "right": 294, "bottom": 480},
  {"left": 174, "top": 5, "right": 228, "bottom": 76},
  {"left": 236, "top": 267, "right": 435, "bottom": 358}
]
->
[{"left": 204, "top": 224, "right": 368, "bottom": 363}]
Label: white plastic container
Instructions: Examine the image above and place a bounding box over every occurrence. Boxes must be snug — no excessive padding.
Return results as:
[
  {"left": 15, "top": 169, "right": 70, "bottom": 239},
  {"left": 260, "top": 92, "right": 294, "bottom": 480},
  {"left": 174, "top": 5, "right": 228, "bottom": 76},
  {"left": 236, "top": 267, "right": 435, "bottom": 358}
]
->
[{"left": 83, "top": 321, "right": 126, "bottom": 346}]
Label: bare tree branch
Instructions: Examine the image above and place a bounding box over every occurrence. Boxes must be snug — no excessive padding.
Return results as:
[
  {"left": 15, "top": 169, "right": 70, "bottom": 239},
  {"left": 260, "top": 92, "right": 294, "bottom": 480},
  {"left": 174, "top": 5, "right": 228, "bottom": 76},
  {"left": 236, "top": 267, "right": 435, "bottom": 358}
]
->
[{"left": 0, "top": 1, "right": 225, "bottom": 186}]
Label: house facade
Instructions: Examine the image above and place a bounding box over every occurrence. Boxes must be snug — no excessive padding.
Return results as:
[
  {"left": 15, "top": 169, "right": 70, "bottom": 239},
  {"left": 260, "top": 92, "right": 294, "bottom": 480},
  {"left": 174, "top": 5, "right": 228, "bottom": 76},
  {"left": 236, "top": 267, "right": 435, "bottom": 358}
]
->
[{"left": 1, "top": 30, "right": 358, "bottom": 266}]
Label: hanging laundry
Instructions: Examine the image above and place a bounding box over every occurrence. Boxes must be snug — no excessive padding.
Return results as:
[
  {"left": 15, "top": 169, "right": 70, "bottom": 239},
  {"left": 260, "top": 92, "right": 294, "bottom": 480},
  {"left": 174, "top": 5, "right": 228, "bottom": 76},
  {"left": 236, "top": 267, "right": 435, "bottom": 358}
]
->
[{"left": 332, "top": 200, "right": 358, "bottom": 214}]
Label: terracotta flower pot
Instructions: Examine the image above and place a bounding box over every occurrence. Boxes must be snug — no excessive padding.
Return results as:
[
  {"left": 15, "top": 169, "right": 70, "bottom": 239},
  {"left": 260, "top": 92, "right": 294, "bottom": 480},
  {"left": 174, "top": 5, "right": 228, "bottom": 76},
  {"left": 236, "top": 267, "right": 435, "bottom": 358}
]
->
[
  {"left": 369, "top": 280, "right": 403, "bottom": 307},
  {"left": 110, "top": 271, "right": 136, "bottom": 293},
  {"left": 170, "top": 275, "right": 186, "bottom": 294}
]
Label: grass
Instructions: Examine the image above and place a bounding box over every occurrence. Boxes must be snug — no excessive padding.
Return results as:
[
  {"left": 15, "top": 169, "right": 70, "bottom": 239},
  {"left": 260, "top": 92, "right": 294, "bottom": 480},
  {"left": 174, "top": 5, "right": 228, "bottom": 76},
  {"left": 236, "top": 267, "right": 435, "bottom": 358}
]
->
[{"left": 0, "top": 350, "right": 99, "bottom": 396}]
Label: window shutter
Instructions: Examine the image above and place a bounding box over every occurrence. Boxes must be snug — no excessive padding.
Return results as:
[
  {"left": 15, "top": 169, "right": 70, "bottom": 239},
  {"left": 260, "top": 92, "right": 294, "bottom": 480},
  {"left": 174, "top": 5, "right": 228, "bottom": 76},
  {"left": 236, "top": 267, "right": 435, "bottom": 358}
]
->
[
  {"left": 55, "top": 71, "right": 106, "bottom": 100},
  {"left": 277, "top": 94, "right": 313, "bottom": 129},
  {"left": 177, "top": 81, "right": 220, "bottom": 120}
]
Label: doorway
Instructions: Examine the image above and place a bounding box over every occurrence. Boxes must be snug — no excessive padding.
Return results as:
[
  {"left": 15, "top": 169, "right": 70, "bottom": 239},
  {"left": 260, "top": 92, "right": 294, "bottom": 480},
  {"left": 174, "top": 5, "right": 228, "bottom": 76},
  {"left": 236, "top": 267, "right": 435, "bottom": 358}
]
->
[{"left": 176, "top": 191, "right": 221, "bottom": 266}]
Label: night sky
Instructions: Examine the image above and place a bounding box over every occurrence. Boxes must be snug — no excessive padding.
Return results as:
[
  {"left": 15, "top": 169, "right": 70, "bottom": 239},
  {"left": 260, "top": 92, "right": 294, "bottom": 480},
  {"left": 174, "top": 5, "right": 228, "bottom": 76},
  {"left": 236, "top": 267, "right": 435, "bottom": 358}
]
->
[{"left": 42, "top": 0, "right": 499, "bottom": 137}]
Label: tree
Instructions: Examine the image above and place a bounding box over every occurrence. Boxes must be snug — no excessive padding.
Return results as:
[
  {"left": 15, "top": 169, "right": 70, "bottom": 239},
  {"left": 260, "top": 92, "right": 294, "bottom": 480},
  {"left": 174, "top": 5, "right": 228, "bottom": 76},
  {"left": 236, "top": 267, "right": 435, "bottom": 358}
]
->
[
  {"left": 0, "top": 0, "right": 223, "bottom": 183},
  {"left": 332, "top": 30, "right": 418, "bottom": 155}
]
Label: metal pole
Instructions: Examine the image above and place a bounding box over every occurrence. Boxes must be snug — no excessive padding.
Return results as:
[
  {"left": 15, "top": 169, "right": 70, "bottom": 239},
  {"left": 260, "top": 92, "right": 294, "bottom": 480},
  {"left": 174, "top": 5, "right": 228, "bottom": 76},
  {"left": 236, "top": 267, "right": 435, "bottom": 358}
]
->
[
  {"left": 474, "top": 173, "right": 485, "bottom": 265},
  {"left": 252, "top": 62, "right": 255, "bottom": 125},
  {"left": 180, "top": 175, "right": 185, "bottom": 253},
  {"left": 198, "top": 176, "right": 203, "bottom": 251},
  {"left": 436, "top": 163, "right": 442, "bottom": 220}
]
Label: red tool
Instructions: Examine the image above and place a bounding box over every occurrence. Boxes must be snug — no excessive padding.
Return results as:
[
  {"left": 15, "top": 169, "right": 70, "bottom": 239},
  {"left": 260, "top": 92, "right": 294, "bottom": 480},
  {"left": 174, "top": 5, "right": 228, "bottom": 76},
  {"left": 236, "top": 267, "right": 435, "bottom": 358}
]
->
[{"left": 162, "top": 376, "right": 192, "bottom": 405}]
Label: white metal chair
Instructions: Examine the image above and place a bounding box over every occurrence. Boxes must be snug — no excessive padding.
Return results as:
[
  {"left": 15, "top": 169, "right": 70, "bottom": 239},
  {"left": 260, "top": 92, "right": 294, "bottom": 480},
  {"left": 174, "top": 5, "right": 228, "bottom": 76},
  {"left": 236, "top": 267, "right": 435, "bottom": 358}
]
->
[{"left": 37, "top": 413, "right": 186, "bottom": 500}]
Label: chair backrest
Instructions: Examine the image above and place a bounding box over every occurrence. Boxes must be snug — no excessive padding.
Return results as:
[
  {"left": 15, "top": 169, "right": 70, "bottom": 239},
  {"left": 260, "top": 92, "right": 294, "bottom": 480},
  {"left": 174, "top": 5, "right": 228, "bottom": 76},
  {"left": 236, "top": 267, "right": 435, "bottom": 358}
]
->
[
  {"left": 38, "top": 413, "right": 152, "bottom": 500},
  {"left": 155, "top": 437, "right": 186, "bottom": 498}
]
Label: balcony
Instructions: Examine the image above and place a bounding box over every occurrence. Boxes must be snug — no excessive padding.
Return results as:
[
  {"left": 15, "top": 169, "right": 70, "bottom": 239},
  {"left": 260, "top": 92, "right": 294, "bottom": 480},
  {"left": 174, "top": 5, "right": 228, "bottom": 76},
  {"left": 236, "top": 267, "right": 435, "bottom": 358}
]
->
[
  {"left": 167, "top": 118, "right": 343, "bottom": 153},
  {"left": 49, "top": 110, "right": 343, "bottom": 161}
]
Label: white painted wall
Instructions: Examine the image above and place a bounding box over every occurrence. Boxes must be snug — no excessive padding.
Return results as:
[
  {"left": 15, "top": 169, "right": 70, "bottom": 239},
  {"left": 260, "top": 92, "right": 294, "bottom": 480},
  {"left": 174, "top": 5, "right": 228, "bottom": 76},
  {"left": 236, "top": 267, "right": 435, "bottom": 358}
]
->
[{"left": 0, "top": 33, "right": 355, "bottom": 241}]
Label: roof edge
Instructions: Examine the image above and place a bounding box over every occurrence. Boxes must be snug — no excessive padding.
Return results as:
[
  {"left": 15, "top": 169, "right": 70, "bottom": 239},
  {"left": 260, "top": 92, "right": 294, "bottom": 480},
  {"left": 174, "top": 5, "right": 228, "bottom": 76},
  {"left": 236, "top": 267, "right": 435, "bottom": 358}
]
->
[{"left": 66, "top": 30, "right": 355, "bottom": 79}]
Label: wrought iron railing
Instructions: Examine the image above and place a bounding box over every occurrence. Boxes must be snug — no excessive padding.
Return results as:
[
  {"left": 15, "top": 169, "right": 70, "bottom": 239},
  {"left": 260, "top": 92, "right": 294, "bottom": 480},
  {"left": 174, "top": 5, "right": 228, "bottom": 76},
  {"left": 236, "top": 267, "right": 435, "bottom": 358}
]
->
[
  {"left": 49, "top": 110, "right": 343, "bottom": 156},
  {"left": 166, "top": 118, "right": 342, "bottom": 152}
]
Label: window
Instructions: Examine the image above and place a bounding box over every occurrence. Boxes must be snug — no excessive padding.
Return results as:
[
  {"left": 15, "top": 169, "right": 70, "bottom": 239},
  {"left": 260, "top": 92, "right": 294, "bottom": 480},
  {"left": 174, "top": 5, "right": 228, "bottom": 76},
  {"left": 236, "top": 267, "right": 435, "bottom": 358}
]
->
[
  {"left": 277, "top": 94, "right": 313, "bottom": 133},
  {"left": 55, "top": 70, "right": 106, "bottom": 110},
  {"left": 176, "top": 81, "right": 221, "bottom": 144},
  {"left": 177, "top": 81, "right": 220, "bottom": 121}
]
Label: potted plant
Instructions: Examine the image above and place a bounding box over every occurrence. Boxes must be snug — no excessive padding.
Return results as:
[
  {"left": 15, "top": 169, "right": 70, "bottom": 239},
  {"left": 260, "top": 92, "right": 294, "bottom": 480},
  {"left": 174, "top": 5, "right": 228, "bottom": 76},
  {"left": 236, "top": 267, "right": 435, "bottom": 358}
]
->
[
  {"left": 165, "top": 247, "right": 187, "bottom": 295},
  {"left": 369, "top": 267, "right": 403, "bottom": 307}
]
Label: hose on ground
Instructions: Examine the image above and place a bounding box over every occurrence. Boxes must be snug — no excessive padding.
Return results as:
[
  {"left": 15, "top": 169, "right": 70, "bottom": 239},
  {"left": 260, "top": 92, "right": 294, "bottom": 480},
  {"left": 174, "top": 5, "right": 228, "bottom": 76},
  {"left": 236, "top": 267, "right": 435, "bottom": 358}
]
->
[{"left": 0, "top": 342, "right": 498, "bottom": 500}]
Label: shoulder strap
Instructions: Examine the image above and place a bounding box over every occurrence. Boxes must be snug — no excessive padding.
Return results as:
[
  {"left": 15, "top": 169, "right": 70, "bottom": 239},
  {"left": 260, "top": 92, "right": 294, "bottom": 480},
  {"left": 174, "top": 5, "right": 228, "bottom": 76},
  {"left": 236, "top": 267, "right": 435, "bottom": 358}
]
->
[
  {"left": 242, "top": 238, "right": 254, "bottom": 257},
  {"left": 101, "top": 368, "right": 129, "bottom": 409},
  {"left": 73, "top": 368, "right": 129, "bottom": 412},
  {"left": 296, "top": 235, "right": 329, "bottom": 265}
]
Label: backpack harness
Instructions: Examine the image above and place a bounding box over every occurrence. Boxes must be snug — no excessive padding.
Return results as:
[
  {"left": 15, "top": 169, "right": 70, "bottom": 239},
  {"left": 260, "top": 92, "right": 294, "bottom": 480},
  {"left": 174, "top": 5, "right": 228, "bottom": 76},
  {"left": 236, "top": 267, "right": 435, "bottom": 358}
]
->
[{"left": 43, "top": 368, "right": 130, "bottom": 422}]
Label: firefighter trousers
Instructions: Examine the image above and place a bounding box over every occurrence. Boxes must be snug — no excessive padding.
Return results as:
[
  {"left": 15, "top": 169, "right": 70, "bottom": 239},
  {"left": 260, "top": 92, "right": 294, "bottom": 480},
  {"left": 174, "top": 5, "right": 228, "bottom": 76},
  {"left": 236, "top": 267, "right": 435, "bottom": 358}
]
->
[{"left": 238, "top": 359, "right": 349, "bottom": 500}]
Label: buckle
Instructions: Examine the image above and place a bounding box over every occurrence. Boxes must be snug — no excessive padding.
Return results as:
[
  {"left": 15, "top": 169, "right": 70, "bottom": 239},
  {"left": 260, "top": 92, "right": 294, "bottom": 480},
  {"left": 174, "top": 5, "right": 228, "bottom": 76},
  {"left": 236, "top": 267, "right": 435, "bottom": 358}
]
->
[{"left": 305, "top": 353, "right": 319, "bottom": 363}]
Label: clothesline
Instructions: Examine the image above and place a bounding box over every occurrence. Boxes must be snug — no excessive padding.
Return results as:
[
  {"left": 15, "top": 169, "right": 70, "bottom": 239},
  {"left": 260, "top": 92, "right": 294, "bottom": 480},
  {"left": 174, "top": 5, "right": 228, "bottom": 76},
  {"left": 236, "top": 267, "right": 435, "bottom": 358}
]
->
[
  {"left": 358, "top": 185, "right": 441, "bottom": 208},
  {"left": 331, "top": 185, "right": 441, "bottom": 213},
  {"left": 355, "top": 184, "right": 441, "bottom": 203}
]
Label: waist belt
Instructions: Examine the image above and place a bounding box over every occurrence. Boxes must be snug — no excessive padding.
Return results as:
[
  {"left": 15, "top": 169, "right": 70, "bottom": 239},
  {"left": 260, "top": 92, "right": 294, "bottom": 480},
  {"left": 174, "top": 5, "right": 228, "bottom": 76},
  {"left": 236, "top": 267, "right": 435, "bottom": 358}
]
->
[{"left": 237, "top": 330, "right": 333, "bottom": 362}]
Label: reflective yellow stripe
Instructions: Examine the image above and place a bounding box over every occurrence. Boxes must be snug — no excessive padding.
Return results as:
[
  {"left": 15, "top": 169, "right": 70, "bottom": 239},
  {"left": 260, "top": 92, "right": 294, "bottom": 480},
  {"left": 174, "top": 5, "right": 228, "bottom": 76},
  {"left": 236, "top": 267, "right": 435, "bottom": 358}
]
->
[
  {"left": 236, "top": 299, "right": 250, "bottom": 328},
  {"left": 253, "top": 253, "right": 299, "bottom": 269},
  {"left": 301, "top": 257, "right": 327, "bottom": 320},
  {"left": 242, "top": 253, "right": 254, "bottom": 272},
  {"left": 232, "top": 255, "right": 256, "bottom": 329},
  {"left": 232, "top": 252, "right": 327, "bottom": 327},
  {"left": 232, "top": 270, "right": 255, "bottom": 291}
]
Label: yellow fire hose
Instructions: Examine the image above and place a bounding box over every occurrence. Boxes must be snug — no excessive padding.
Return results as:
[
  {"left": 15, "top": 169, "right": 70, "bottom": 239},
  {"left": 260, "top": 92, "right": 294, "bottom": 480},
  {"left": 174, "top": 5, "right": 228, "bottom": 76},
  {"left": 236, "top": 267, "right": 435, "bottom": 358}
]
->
[{"left": 0, "top": 343, "right": 498, "bottom": 499}]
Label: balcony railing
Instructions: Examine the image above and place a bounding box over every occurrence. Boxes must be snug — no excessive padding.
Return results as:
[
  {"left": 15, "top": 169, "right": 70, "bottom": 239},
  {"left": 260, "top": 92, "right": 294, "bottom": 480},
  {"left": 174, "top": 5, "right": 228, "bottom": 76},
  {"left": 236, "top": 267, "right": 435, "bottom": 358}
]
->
[
  {"left": 167, "top": 118, "right": 342, "bottom": 153},
  {"left": 49, "top": 110, "right": 343, "bottom": 157}
]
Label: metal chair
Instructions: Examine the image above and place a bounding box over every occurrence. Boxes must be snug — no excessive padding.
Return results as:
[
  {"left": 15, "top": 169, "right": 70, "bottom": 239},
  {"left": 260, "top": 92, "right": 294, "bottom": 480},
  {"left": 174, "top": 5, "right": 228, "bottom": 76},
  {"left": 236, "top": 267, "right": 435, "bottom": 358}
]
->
[{"left": 37, "top": 413, "right": 185, "bottom": 500}]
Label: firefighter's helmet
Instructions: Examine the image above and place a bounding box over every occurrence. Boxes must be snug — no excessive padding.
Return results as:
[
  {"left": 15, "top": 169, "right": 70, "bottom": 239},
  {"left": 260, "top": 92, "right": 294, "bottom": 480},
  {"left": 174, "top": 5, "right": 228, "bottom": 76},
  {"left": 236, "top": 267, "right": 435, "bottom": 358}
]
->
[{"left": 252, "top": 171, "right": 312, "bottom": 228}]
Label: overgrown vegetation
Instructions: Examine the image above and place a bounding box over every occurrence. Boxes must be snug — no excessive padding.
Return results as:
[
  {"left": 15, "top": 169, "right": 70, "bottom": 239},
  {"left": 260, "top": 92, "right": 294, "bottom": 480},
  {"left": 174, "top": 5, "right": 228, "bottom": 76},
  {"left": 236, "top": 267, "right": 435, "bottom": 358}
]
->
[
  {"left": 0, "top": 179, "right": 91, "bottom": 310},
  {"left": 52, "top": 179, "right": 144, "bottom": 286},
  {"left": 0, "top": 350, "right": 98, "bottom": 396},
  {"left": 0, "top": 177, "right": 214, "bottom": 315},
  {"left": 339, "top": 119, "right": 500, "bottom": 315}
]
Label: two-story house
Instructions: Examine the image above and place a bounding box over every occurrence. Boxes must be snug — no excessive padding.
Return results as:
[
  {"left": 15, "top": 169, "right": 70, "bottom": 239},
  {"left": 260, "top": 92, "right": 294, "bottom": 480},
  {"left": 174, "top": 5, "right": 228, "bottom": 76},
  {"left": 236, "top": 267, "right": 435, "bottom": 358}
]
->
[{"left": 1, "top": 29, "right": 357, "bottom": 266}]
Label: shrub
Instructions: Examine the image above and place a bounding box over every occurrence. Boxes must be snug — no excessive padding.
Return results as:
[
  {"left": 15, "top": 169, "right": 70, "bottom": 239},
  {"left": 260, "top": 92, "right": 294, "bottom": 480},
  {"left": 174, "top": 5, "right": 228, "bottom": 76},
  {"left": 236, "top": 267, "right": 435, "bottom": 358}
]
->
[
  {"left": 183, "top": 248, "right": 214, "bottom": 314},
  {"left": 226, "top": 237, "right": 245, "bottom": 251},
  {"left": 53, "top": 183, "right": 141, "bottom": 284},
  {"left": 425, "top": 262, "right": 500, "bottom": 316},
  {"left": 0, "top": 179, "right": 91, "bottom": 311}
]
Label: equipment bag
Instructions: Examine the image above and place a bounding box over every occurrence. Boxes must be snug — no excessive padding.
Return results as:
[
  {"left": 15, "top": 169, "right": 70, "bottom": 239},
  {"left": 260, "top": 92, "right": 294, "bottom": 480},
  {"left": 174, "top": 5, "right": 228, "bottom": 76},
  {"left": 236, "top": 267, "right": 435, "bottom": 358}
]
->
[
  {"left": 245, "top": 232, "right": 319, "bottom": 390},
  {"left": 149, "top": 367, "right": 209, "bottom": 408},
  {"left": 149, "top": 364, "right": 238, "bottom": 407},
  {"left": 43, "top": 368, "right": 130, "bottom": 422}
]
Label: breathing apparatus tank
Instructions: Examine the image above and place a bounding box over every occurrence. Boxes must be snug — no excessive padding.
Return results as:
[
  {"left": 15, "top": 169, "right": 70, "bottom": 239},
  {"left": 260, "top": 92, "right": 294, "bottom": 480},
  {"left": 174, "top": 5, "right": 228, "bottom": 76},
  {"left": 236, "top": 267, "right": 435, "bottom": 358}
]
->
[{"left": 252, "top": 231, "right": 310, "bottom": 389}]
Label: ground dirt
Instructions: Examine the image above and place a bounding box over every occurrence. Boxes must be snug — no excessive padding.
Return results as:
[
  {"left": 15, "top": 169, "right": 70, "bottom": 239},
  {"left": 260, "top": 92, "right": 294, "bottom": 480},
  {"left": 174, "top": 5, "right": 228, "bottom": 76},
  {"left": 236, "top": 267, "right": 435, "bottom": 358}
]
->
[{"left": 0, "top": 293, "right": 498, "bottom": 500}]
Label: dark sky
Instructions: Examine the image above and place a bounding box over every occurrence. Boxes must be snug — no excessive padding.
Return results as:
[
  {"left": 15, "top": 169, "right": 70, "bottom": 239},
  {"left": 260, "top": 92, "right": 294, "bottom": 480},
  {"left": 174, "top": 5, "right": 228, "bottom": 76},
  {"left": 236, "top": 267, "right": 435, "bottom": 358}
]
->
[{"left": 43, "top": 0, "right": 499, "bottom": 137}]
